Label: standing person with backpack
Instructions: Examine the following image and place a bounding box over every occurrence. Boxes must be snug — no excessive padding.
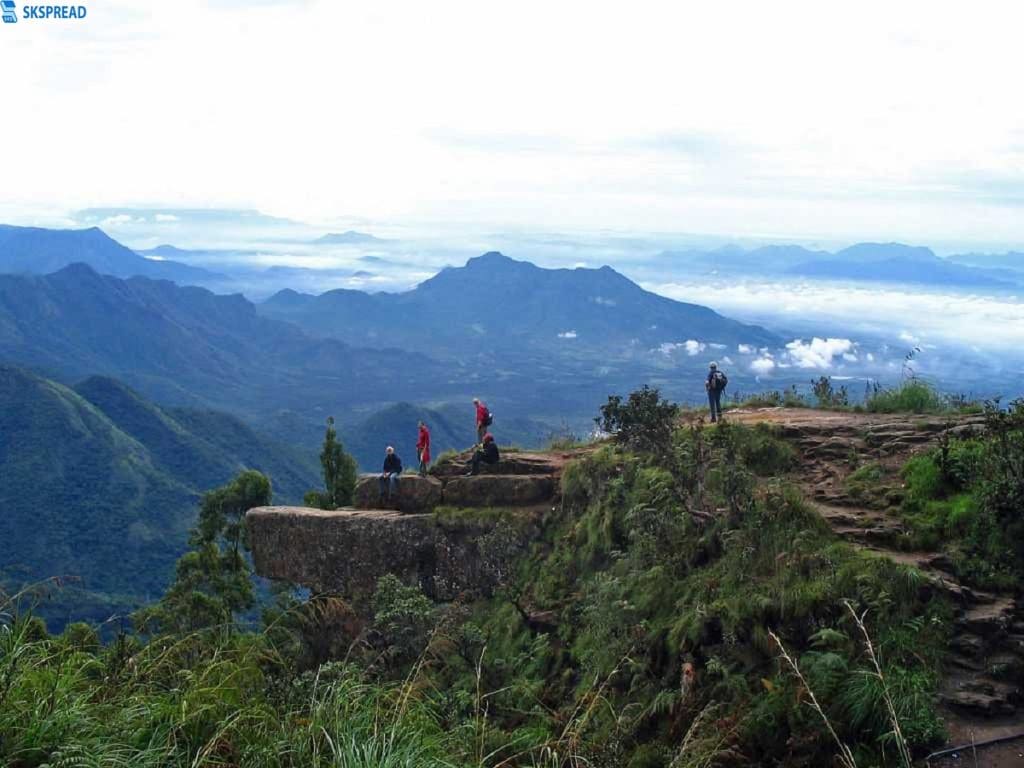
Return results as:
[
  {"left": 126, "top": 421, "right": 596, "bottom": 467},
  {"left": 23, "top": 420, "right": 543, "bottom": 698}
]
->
[
  {"left": 416, "top": 420, "right": 431, "bottom": 476},
  {"left": 473, "top": 397, "right": 492, "bottom": 444},
  {"left": 706, "top": 362, "right": 728, "bottom": 423}
]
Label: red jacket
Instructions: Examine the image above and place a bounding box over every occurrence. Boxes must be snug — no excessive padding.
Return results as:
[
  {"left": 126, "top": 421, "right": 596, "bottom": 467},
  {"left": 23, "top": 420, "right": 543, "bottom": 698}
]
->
[
  {"left": 417, "top": 424, "right": 431, "bottom": 464},
  {"left": 475, "top": 402, "right": 489, "bottom": 427}
]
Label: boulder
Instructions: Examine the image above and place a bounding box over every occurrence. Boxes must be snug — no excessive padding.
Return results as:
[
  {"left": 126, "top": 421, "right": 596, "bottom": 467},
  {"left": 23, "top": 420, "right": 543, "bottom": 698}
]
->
[
  {"left": 247, "top": 505, "right": 540, "bottom": 602},
  {"left": 353, "top": 473, "right": 443, "bottom": 514},
  {"left": 444, "top": 474, "right": 554, "bottom": 507}
]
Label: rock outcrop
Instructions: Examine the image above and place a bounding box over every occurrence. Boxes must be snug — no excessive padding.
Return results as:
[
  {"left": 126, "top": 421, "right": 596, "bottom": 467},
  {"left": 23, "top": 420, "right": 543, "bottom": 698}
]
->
[
  {"left": 349, "top": 451, "right": 576, "bottom": 515},
  {"left": 352, "top": 474, "right": 443, "bottom": 514},
  {"left": 248, "top": 449, "right": 583, "bottom": 602},
  {"left": 248, "top": 506, "right": 541, "bottom": 602},
  {"left": 444, "top": 474, "right": 554, "bottom": 507}
]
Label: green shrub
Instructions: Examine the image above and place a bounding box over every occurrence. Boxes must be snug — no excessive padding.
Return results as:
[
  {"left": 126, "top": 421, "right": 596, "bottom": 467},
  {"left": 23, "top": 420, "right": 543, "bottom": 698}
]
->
[
  {"left": 865, "top": 381, "right": 946, "bottom": 414},
  {"left": 732, "top": 423, "right": 797, "bottom": 475},
  {"left": 596, "top": 385, "right": 679, "bottom": 457}
]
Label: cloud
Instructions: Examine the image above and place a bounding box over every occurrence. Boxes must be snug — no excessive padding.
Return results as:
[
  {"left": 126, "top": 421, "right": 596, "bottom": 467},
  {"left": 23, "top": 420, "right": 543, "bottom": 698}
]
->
[
  {"left": 557, "top": 330, "right": 577, "bottom": 339},
  {"left": 647, "top": 279, "right": 1024, "bottom": 351},
  {"left": 154, "top": 213, "right": 179, "bottom": 222},
  {"left": 785, "top": 338, "right": 855, "bottom": 369},
  {"left": 899, "top": 330, "right": 920, "bottom": 344},
  {"left": 654, "top": 339, "right": 707, "bottom": 357},
  {"left": 6, "top": 3, "right": 1024, "bottom": 243},
  {"left": 100, "top": 214, "right": 143, "bottom": 228},
  {"left": 750, "top": 357, "right": 776, "bottom": 375},
  {"left": 738, "top": 344, "right": 756, "bottom": 354}
]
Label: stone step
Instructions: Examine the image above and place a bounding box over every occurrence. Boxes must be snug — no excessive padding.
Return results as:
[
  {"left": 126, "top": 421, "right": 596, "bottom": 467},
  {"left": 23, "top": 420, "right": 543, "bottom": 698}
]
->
[
  {"left": 941, "top": 690, "right": 1017, "bottom": 717},
  {"left": 353, "top": 471, "right": 558, "bottom": 514},
  {"left": 950, "top": 633, "right": 986, "bottom": 657},
  {"left": 354, "top": 474, "right": 443, "bottom": 514},
  {"left": 444, "top": 474, "right": 555, "bottom": 508},
  {"left": 431, "top": 451, "right": 565, "bottom": 479},
  {"left": 956, "top": 598, "right": 1017, "bottom": 635},
  {"left": 948, "top": 653, "right": 984, "bottom": 673}
]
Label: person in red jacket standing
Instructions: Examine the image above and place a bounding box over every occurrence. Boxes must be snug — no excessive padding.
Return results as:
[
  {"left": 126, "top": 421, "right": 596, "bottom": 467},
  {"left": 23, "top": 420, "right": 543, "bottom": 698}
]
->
[
  {"left": 416, "top": 420, "right": 431, "bottom": 476},
  {"left": 473, "top": 397, "right": 490, "bottom": 444}
]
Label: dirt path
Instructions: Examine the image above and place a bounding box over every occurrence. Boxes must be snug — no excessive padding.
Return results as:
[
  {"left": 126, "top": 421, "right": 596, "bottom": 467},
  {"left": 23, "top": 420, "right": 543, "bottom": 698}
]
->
[{"left": 721, "top": 408, "right": 1024, "bottom": 762}]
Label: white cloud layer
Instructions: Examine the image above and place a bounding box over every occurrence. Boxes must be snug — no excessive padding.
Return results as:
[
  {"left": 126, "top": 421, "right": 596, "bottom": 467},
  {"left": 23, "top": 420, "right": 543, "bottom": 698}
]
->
[
  {"left": 648, "top": 279, "right": 1024, "bottom": 351},
  {"left": 2, "top": 1, "right": 1024, "bottom": 245}
]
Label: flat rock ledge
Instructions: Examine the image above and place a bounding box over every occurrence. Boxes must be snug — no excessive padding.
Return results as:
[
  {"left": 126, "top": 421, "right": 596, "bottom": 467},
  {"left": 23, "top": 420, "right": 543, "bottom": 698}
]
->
[{"left": 248, "top": 505, "right": 541, "bottom": 602}]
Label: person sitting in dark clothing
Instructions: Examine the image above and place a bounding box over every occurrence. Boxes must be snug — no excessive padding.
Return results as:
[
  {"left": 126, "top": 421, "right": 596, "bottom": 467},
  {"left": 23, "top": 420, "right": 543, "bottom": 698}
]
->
[
  {"left": 467, "top": 432, "right": 499, "bottom": 476},
  {"left": 378, "top": 446, "right": 402, "bottom": 501}
]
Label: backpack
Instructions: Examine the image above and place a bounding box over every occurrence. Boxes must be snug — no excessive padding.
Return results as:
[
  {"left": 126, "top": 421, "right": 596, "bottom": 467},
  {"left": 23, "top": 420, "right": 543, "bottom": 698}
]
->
[
  {"left": 713, "top": 371, "right": 728, "bottom": 391},
  {"left": 483, "top": 409, "right": 494, "bottom": 427}
]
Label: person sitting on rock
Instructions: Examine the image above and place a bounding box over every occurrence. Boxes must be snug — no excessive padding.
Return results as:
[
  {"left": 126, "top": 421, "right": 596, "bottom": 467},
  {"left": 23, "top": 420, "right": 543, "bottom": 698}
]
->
[
  {"left": 466, "top": 432, "right": 499, "bottom": 476},
  {"left": 378, "top": 446, "right": 403, "bottom": 502},
  {"left": 473, "top": 397, "right": 491, "bottom": 444},
  {"left": 416, "top": 420, "right": 431, "bottom": 476}
]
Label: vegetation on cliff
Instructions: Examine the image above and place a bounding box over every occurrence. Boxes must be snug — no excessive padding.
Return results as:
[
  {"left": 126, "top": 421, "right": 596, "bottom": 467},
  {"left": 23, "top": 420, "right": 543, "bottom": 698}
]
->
[{"left": 3, "top": 391, "right": 1020, "bottom": 766}]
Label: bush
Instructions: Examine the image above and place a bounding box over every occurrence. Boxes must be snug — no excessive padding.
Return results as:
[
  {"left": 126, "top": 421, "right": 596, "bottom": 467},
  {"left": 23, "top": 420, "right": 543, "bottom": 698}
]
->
[
  {"left": 811, "top": 376, "right": 849, "bottom": 408},
  {"left": 731, "top": 423, "right": 797, "bottom": 475},
  {"left": 372, "top": 574, "right": 435, "bottom": 667},
  {"left": 865, "top": 381, "right": 946, "bottom": 414},
  {"left": 596, "top": 386, "right": 679, "bottom": 457}
]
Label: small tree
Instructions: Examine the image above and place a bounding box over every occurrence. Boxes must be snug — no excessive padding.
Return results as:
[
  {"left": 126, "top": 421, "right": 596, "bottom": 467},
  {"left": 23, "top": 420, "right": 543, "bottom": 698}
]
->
[
  {"left": 306, "top": 417, "right": 358, "bottom": 510},
  {"left": 596, "top": 385, "right": 679, "bottom": 457},
  {"left": 136, "top": 470, "right": 271, "bottom": 635},
  {"left": 811, "top": 376, "right": 849, "bottom": 408}
]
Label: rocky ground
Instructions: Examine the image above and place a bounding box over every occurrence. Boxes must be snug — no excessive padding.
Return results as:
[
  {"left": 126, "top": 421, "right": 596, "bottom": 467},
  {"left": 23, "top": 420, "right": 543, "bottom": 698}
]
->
[
  {"left": 249, "top": 447, "right": 586, "bottom": 603},
  {"left": 724, "top": 407, "right": 1024, "bottom": 765}
]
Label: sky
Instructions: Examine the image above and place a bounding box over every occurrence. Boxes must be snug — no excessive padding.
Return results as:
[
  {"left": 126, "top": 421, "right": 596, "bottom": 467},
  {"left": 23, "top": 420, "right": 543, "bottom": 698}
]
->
[{"left": 2, "top": 1, "right": 1024, "bottom": 248}]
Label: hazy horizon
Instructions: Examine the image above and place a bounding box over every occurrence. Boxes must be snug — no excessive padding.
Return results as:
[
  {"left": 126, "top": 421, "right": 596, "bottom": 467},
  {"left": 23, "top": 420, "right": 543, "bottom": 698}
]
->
[{"left": 2, "top": 1, "right": 1024, "bottom": 249}]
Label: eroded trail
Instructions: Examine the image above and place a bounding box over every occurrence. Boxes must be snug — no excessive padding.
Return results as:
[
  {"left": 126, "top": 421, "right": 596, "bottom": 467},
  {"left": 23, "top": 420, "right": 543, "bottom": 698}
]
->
[{"left": 723, "top": 408, "right": 1024, "bottom": 758}]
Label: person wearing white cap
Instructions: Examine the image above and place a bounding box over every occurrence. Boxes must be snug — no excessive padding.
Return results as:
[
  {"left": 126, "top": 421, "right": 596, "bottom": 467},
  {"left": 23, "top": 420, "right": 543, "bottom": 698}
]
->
[{"left": 378, "top": 445, "right": 403, "bottom": 503}]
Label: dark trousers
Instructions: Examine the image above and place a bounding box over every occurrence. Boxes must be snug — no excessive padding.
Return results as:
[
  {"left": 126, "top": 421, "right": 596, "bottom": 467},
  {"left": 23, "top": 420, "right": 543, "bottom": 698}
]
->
[
  {"left": 378, "top": 471, "right": 400, "bottom": 498},
  {"left": 477, "top": 424, "right": 487, "bottom": 443},
  {"left": 708, "top": 389, "right": 722, "bottom": 422},
  {"left": 470, "top": 450, "right": 497, "bottom": 475}
]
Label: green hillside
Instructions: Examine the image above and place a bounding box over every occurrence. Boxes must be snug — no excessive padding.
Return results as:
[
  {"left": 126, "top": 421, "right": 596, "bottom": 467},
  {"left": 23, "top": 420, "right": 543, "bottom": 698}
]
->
[{"left": 0, "top": 366, "right": 318, "bottom": 628}]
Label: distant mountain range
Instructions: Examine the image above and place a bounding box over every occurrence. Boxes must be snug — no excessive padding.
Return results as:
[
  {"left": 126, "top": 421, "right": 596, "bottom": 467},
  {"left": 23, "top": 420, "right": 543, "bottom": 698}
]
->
[
  {"left": 260, "top": 251, "right": 779, "bottom": 356},
  {"left": 785, "top": 243, "right": 1018, "bottom": 287},
  {"left": 659, "top": 241, "right": 1022, "bottom": 288},
  {"left": 0, "top": 365, "right": 318, "bottom": 628},
  {"left": 0, "top": 263, "right": 462, "bottom": 437},
  {"left": 311, "top": 230, "right": 388, "bottom": 245},
  {"left": 0, "top": 224, "right": 224, "bottom": 285}
]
